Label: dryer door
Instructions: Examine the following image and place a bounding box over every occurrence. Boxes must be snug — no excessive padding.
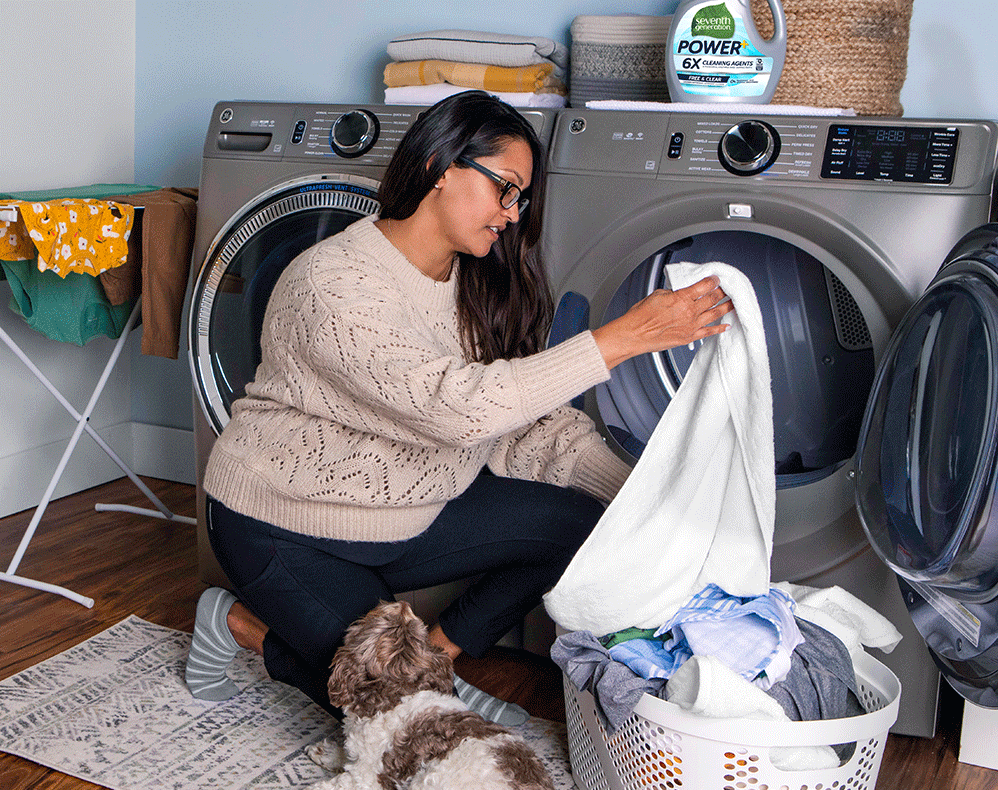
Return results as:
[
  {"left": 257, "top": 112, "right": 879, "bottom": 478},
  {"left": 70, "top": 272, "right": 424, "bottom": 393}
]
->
[
  {"left": 189, "top": 177, "right": 380, "bottom": 434},
  {"left": 855, "top": 224, "right": 998, "bottom": 706}
]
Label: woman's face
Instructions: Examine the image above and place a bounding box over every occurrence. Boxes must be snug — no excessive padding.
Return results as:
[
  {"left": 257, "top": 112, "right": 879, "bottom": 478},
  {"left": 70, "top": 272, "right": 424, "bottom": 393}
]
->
[{"left": 436, "top": 136, "right": 533, "bottom": 259}]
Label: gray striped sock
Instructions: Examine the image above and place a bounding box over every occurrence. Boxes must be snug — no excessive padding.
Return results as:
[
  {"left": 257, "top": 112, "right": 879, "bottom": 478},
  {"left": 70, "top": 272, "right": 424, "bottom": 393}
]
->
[
  {"left": 185, "top": 587, "right": 240, "bottom": 701},
  {"left": 453, "top": 674, "right": 529, "bottom": 726}
]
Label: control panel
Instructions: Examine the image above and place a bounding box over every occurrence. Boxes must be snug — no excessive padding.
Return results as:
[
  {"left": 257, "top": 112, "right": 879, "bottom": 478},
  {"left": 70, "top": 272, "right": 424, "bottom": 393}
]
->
[
  {"left": 550, "top": 110, "right": 996, "bottom": 190},
  {"left": 289, "top": 106, "right": 419, "bottom": 165},
  {"left": 667, "top": 115, "right": 821, "bottom": 178},
  {"left": 205, "top": 102, "right": 421, "bottom": 165}
]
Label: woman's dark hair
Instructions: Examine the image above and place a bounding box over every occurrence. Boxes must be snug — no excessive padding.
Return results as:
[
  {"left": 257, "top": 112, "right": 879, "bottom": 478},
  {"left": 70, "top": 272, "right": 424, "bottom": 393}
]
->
[{"left": 378, "top": 90, "right": 552, "bottom": 365}]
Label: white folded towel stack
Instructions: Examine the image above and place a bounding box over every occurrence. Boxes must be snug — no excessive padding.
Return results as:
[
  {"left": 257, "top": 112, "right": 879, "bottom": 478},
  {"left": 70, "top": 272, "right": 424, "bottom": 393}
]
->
[
  {"left": 384, "top": 29, "right": 568, "bottom": 108},
  {"left": 570, "top": 15, "right": 672, "bottom": 108},
  {"left": 388, "top": 30, "right": 568, "bottom": 73}
]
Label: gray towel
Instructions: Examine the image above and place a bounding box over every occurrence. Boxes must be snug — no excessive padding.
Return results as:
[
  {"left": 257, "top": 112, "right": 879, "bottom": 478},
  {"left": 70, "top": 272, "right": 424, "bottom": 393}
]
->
[
  {"left": 551, "top": 630, "right": 665, "bottom": 733},
  {"left": 767, "top": 617, "right": 866, "bottom": 761}
]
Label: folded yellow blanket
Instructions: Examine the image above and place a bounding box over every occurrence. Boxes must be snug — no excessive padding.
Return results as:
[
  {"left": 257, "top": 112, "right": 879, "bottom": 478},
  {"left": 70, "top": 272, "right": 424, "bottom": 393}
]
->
[
  {"left": 384, "top": 59, "right": 565, "bottom": 94},
  {"left": 0, "top": 199, "right": 134, "bottom": 277}
]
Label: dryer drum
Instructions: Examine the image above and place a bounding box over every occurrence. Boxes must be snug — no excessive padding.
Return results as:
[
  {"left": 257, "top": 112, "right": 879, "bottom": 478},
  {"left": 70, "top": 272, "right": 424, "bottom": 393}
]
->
[
  {"left": 552, "top": 230, "right": 878, "bottom": 489},
  {"left": 191, "top": 180, "right": 381, "bottom": 434}
]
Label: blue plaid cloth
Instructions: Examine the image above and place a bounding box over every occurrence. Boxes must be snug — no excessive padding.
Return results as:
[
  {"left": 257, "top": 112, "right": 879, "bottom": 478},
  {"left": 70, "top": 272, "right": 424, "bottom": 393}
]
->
[{"left": 608, "top": 584, "right": 802, "bottom": 688}]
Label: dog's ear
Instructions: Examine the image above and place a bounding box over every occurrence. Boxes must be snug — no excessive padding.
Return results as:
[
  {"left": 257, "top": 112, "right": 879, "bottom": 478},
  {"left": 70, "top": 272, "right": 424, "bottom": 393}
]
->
[
  {"left": 382, "top": 606, "right": 455, "bottom": 696},
  {"left": 327, "top": 642, "right": 362, "bottom": 709},
  {"left": 413, "top": 641, "right": 455, "bottom": 695}
]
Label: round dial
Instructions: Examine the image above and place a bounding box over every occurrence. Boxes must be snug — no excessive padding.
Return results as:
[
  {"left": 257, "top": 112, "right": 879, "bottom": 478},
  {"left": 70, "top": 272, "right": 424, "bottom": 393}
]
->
[
  {"left": 718, "top": 120, "right": 781, "bottom": 176},
  {"left": 330, "top": 110, "right": 379, "bottom": 158}
]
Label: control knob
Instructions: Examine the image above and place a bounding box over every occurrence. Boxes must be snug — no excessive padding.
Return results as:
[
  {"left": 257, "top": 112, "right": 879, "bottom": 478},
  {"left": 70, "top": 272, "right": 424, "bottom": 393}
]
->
[
  {"left": 331, "top": 109, "right": 379, "bottom": 158},
  {"left": 718, "top": 120, "right": 781, "bottom": 176}
]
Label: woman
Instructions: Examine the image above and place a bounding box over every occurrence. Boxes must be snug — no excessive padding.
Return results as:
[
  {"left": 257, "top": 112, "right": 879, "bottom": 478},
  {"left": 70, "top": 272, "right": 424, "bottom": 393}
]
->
[{"left": 184, "top": 91, "right": 732, "bottom": 723}]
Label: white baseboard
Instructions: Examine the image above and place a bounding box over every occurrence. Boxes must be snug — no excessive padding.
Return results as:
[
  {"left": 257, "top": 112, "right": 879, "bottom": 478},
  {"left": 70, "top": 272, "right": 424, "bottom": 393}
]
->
[
  {"left": 128, "top": 422, "right": 196, "bottom": 485},
  {"left": 0, "top": 422, "right": 194, "bottom": 521}
]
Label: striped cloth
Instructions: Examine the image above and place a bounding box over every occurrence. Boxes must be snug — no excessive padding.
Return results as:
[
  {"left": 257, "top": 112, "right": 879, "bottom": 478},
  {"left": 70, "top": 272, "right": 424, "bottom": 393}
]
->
[{"left": 608, "top": 584, "right": 802, "bottom": 689}]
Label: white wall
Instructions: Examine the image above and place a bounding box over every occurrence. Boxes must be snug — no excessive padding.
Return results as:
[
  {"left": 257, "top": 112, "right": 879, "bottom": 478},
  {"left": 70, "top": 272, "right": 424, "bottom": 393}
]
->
[{"left": 0, "top": 0, "right": 144, "bottom": 519}]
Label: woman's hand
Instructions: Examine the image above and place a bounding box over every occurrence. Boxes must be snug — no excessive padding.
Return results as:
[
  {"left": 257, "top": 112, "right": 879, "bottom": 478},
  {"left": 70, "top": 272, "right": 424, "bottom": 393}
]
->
[{"left": 591, "top": 275, "right": 735, "bottom": 370}]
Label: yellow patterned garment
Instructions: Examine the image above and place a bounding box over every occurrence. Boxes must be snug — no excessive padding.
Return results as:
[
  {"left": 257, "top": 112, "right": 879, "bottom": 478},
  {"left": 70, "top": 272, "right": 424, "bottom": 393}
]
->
[
  {"left": 0, "top": 199, "right": 134, "bottom": 277},
  {"left": 0, "top": 206, "right": 36, "bottom": 260},
  {"left": 383, "top": 59, "right": 566, "bottom": 94}
]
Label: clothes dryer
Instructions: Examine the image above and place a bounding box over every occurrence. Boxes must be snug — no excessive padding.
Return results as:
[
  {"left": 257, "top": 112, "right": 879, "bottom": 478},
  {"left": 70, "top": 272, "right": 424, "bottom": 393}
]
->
[
  {"left": 542, "top": 109, "right": 998, "bottom": 736},
  {"left": 186, "top": 101, "right": 557, "bottom": 642}
]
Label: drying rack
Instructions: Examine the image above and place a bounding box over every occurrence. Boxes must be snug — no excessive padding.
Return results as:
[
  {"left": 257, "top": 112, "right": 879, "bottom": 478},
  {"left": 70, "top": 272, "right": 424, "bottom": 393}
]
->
[{"left": 0, "top": 201, "right": 196, "bottom": 608}]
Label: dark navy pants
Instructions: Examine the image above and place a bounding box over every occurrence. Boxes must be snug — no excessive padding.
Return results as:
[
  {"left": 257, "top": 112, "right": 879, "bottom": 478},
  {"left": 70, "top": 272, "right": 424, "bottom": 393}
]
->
[{"left": 206, "top": 472, "right": 603, "bottom": 714}]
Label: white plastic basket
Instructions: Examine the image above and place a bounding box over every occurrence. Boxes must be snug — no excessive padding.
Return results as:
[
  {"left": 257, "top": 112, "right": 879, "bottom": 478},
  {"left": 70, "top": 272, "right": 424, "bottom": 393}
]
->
[{"left": 563, "top": 651, "right": 900, "bottom": 790}]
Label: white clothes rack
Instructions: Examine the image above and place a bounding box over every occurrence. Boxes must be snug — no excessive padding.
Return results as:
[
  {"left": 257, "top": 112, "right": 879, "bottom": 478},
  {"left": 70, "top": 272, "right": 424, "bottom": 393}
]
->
[{"left": 0, "top": 203, "right": 196, "bottom": 608}]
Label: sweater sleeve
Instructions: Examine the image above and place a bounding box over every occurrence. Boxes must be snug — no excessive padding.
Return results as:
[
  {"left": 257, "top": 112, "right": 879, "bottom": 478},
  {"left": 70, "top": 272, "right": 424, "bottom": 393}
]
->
[{"left": 487, "top": 404, "right": 633, "bottom": 504}]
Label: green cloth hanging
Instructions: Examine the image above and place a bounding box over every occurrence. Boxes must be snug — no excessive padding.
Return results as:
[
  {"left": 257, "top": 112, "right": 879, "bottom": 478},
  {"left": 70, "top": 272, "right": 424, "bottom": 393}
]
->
[{"left": 0, "top": 259, "right": 135, "bottom": 346}]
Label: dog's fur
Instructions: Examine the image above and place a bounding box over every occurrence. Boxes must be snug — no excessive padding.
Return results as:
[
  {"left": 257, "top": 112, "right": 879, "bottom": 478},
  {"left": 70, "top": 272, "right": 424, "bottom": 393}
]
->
[{"left": 306, "top": 601, "right": 554, "bottom": 790}]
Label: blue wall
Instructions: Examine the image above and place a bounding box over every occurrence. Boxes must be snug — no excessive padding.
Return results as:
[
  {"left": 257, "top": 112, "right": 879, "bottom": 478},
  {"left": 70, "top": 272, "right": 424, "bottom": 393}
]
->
[
  {"left": 135, "top": 0, "right": 673, "bottom": 187},
  {"left": 135, "top": 1, "right": 998, "bottom": 187}
]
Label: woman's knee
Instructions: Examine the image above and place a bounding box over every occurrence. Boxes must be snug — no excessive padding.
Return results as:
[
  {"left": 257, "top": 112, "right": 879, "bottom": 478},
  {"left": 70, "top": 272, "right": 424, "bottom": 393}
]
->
[{"left": 522, "top": 487, "right": 604, "bottom": 561}]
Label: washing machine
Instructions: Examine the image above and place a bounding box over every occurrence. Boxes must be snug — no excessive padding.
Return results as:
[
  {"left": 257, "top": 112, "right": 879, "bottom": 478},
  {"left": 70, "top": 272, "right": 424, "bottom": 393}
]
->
[
  {"left": 186, "top": 100, "right": 558, "bottom": 646},
  {"left": 542, "top": 109, "right": 998, "bottom": 737}
]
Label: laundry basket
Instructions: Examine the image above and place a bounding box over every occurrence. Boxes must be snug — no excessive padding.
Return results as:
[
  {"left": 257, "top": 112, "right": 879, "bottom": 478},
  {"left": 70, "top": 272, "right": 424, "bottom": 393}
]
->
[{"left": 563, "top": 650, "right": 900, "bottom": 790}]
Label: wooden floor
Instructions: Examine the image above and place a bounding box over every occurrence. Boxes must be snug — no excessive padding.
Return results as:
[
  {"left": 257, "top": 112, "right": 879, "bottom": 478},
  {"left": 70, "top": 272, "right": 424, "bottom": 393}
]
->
[{"left": 1, "top": 477, "right": 995, "bottom": 789}]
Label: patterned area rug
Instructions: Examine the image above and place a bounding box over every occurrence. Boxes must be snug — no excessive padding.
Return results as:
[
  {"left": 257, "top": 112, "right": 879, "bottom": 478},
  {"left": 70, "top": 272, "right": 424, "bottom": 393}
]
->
[{"left": 0, "top": 616, "right": 575, "bottom": 789}]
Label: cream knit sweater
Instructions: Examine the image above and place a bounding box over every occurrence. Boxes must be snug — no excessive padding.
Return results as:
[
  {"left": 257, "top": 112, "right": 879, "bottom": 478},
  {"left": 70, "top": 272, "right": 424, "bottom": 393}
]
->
[{"left": 204, "top": 215, "right": 631, "bottom": 542}]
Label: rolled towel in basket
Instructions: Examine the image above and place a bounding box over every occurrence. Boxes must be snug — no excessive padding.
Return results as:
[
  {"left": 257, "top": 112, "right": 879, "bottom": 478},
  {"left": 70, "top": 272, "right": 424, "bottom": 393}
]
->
[{"left": 667, "top": 655, "right": 840, "bottom": 770}]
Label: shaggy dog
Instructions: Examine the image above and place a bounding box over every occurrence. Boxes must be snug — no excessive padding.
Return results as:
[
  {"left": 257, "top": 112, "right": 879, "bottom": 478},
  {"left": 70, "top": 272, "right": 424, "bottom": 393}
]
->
[{"left": 306, "top": 600, "right": 554, "bottom": 790}]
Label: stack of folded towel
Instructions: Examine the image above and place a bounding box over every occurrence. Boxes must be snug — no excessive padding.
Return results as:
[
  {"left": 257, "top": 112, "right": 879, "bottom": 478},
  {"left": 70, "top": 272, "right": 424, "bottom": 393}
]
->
[
  {"left": 384, "top": 29, "right": 568, "bottom": 107},
  {"left": 569, "top": 15, "right": 672, "bottom": 108}
]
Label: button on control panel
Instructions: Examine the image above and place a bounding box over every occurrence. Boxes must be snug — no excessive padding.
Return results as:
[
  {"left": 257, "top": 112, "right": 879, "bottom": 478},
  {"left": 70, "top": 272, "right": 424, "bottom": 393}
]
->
[{"left": 668, "top": 132, "right": 685, "bottom": 159}]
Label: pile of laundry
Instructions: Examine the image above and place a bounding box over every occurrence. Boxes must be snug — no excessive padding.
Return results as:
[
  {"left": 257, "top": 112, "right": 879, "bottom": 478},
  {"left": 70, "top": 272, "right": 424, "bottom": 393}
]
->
[
  {"left": 383, "top": 29, "right": 568, "bottom": 107},
  {"left": 552, "top": 581, "right": 901, "bottom": 770}
]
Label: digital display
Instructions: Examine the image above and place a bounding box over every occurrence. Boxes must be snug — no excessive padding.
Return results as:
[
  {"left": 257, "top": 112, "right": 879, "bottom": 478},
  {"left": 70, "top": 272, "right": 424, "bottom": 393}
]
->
[{"left": 821, "top": 125, "right": 958, "bottom": 184}]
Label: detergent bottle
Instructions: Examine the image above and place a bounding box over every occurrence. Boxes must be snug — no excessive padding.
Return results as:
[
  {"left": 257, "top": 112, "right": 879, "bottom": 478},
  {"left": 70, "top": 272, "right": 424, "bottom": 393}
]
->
[{"left": 666, "top": 0, "right": 786, "bottom": 103}]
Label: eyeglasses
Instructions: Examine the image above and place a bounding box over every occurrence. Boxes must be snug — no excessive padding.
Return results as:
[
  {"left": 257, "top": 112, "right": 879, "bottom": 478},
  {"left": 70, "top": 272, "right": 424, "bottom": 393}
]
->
[{"left": 456, "top": 156, "right": 530, "bottom": 215}]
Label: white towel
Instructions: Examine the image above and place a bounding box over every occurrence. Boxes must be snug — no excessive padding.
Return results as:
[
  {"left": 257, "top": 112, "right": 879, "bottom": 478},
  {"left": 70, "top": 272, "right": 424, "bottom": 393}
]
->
[
  {"left": 774, "top": 582, "right": 902, "bottom": 656},
  {"left": 384, "top": 84, "right": 567, "bottom": 108},
  {"left": 388, "top": 30, "right": 568, "bottom": 73},
  {"left": 544, "top": 261, "right": 775, "bottom": 635},
  {"left": 586, "top": 100, "right": 858, "bottom": 116}
]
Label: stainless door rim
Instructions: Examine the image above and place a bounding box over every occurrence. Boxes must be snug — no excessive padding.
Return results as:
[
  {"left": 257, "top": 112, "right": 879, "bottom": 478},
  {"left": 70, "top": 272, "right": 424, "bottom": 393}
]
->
[{"left": 189, "top": 173, "right": 381, "bottom": 433}]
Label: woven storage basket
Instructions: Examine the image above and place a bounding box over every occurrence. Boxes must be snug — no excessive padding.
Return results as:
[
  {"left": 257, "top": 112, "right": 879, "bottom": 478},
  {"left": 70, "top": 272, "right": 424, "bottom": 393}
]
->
[
  {"left": 564, "top": 650, "right": 900, "bottom": 790},
  {"left": 569, "top": 15, "right": 673, "bottom": 108},
  {"left": 750, "top": 0, "right": 913, "bottom": 115}
]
